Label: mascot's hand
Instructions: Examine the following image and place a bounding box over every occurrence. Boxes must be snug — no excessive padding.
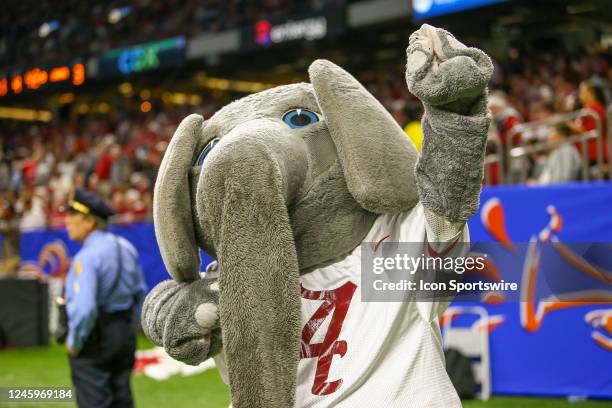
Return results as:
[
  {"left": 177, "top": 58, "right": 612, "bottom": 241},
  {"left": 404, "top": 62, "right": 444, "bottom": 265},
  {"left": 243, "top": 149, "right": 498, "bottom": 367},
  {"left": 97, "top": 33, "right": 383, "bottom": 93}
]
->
[
  {"left": 142, "top": 277, "right": 222, "bottom": 365},
  {"left": 405, "top": 24, "right": 493, "bottom": 114}
]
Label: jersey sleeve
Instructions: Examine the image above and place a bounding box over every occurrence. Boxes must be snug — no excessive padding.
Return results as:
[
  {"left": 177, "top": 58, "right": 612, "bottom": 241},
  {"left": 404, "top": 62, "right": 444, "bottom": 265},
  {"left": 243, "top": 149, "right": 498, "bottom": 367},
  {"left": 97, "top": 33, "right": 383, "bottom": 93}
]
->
[
  {"left": 419, "top": 208, "right": 470, "bottom": 323},
  {"left": 424, "top": 207, "right": 465, "bottom": 245}
]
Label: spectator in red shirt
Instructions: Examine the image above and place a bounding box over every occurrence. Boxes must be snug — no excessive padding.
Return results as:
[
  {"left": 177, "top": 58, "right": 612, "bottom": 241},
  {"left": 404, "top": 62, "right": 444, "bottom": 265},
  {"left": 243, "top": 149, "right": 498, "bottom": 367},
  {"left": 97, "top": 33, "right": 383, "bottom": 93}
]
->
[
  {"left": 21, "top": 159, "right": 37, "bottom": 188},
  {"left": 489, "top": 92, "right": 523, "bottom": 147},
  {"left": 94, "top": 136, "right": 115, "bottom": 181},
  {"left": 570, "top": 80, "right": 608, "bottom": 164}
]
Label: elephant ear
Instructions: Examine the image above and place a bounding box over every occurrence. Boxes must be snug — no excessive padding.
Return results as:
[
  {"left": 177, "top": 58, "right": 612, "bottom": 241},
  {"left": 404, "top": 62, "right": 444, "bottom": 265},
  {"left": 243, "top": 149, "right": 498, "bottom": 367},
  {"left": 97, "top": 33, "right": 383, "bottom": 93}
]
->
[
  {"left": 154, "top": 114, "right": 203, "bottom": 282},
  {"left": 197, "top": 123, "right": 305, "bottom": 408},
  {"left": 309, "top": 59, "right": 419, "bottom": 214}
]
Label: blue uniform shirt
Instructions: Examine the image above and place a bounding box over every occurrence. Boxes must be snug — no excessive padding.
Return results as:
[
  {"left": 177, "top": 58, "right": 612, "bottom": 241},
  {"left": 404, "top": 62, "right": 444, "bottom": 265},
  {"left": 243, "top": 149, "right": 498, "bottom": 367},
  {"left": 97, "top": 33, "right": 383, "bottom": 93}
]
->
[{"left": 65, "top": 230, "right": 147, "bottom": 352}]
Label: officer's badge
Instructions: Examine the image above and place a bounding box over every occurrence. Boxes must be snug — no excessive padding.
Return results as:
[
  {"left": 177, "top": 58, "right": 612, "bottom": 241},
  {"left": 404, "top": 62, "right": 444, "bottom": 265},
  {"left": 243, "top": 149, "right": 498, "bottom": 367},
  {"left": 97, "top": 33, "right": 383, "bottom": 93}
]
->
[{"left": 74, "top": 261, "right": 82, "bottom": 276}]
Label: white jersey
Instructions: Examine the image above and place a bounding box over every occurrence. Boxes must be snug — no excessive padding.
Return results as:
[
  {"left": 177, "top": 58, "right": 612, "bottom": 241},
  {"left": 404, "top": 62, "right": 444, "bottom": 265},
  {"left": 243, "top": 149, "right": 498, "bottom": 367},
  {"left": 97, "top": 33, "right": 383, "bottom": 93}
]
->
[
  {"left": 217, "top": 203, "right": 466, "bottom": 408},
  {"left": 295, "top": 203, "right": 466, "bottom": 408}
]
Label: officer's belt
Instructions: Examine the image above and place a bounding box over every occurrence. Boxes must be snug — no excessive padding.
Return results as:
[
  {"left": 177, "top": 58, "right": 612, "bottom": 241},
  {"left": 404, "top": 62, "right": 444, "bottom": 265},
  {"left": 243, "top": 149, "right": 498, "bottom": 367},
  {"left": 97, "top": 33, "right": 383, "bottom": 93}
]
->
[{"left": 97, "top": 307, "right": 134, "bottom": 325}]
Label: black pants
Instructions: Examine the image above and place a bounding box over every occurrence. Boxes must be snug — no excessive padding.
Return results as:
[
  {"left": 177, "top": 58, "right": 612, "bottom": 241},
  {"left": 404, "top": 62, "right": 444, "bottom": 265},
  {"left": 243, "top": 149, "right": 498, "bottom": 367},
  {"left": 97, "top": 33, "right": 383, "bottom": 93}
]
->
[{"left": 68, "top": 311, "right": 136, "bottom": 408}]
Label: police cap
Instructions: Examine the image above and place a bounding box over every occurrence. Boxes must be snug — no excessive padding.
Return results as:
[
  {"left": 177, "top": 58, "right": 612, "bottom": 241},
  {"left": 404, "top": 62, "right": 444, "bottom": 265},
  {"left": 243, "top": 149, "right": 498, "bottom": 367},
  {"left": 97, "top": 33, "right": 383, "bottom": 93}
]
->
[{"left": 64, "top": 188, "right": 115, "bottom": 220}]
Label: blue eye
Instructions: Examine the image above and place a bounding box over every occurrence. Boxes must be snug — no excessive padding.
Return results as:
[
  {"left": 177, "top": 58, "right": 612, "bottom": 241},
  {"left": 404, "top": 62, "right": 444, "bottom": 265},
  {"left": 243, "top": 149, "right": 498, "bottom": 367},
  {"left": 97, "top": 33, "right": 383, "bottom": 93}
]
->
[
  {"left": 283, "top": 108, "right": 319, "bottom": 129},
  {"left": 196, "top": 138, "right": 220, "bottom": 166}
]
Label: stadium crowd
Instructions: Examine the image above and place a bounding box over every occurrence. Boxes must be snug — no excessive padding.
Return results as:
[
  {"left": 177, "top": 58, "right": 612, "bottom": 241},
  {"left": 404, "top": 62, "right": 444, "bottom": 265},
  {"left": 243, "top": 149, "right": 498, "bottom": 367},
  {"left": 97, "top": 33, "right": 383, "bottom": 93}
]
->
[
  {"left": 0, "top": 113, "right": 176, "bottom": 231},
  {"left": 374, "top": 47, "right": 610, "bottom": 141},
  {"left": 371, "top": 46, "right": 610, "bottom": 185},
  {"left": 0, "top": 45, "right": 610, "bottom": 231}
]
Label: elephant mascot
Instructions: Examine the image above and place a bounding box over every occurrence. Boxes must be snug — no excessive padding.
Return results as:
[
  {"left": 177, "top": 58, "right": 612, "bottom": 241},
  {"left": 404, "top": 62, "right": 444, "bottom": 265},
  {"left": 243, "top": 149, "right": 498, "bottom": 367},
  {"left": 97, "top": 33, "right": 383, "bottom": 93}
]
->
[{"left": 142, "top": 24, "right": 493, "bottom": 408}]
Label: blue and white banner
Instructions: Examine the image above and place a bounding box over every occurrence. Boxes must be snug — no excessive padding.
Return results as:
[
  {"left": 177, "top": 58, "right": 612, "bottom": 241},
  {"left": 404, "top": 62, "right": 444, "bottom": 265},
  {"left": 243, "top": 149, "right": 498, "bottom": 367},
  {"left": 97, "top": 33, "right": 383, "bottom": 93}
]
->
[{"left": 462, "top": 183, "right": 612, "bottom": 398}]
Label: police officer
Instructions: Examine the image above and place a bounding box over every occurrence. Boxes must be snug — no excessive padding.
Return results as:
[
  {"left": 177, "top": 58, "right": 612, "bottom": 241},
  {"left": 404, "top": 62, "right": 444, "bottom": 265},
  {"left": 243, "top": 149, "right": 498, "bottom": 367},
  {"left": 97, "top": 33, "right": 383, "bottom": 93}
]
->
[{"left": 63, "top": 188, "right": 147, "bottom": 408}]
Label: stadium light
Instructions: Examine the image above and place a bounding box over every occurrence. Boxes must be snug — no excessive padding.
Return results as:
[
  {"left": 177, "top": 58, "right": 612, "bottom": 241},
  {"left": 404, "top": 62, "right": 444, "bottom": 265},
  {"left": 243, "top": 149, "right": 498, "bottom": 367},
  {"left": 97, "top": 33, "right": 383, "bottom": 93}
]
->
[
  {"left": 171, "top": 93, "right": 188, "bottom": 104},
  {"left": 189, "top": 95, "right": 202, "bottom": 105},
  {"left": 38, "top": 20, "right": 60, "bottom": 38},
  {"left": 10, "top": 76, "right": 23, "bottom": 94},
  {"left": 50, "top": 66, "right": 71, "bottom": 82},
  {"left": 160, "top": 92, "right": 204, "bottom": 106},
  {"left": 24, "top": 68, "right": 48, "bottom": 90},
  {"left": 119, "top": 82, "right": 133, "bottom": 96},
  {"left": 72, "top": 64, "right": 85, "bottom": 86},
  {"left": 0, "top": 107, "right": 52, "bottom": 122},
  {"left": 57, "top": 93, "right": 75, "bottom": 104},
  {"left": 140, "top": 89, "right": 151, "bottom": 100},
  {"left": 76, "top": 104, "right": 89, "bottom": 114},
  {"left": 197, "top": 76, "right": 277, "bottom": 93},
  {"left": 108, "top": 6, "right": 132, "bottom": 24},
  {"left": 97, "top": 103, "right": 111, "bottom": 113}
]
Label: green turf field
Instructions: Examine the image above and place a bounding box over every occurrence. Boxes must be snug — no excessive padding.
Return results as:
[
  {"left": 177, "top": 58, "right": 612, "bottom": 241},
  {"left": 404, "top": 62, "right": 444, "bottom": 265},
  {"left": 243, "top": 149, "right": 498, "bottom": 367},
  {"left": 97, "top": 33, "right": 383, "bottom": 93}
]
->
[{"left": 0, "top": 336, "right": 609, "bottom": 408}]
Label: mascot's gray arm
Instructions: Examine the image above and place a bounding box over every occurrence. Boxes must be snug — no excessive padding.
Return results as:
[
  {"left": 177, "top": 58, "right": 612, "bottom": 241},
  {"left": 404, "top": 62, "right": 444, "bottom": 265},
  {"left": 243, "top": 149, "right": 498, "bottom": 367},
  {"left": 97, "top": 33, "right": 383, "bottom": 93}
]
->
[
  {"left": 406, "top": 24, "right": 493, "bottom": 232},
  {"left": 141, "top": 272, "right": 222, "bottom": 365}
]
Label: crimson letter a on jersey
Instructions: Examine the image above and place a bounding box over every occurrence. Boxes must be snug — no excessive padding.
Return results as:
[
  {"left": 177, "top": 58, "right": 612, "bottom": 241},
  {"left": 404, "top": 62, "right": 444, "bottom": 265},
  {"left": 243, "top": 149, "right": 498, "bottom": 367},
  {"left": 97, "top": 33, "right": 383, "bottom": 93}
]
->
[{"left": 300, "top": 281, "right": 357, "bottom": 396}]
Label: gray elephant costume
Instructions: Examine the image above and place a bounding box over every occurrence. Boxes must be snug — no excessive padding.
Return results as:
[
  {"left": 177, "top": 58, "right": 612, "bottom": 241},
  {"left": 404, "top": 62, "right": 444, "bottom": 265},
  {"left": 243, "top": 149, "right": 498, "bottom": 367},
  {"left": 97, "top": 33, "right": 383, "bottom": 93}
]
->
[{"left": 142, "top": 24, "right": 493, "bottom": 408}]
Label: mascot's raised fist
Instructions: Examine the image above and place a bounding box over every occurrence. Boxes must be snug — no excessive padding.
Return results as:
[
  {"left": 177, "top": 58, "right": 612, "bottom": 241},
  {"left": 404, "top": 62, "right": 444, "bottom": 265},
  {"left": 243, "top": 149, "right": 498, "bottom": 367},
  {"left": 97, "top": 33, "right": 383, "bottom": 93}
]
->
[{"left": 406, "top": 23, "right": 493, "bottom": 114}]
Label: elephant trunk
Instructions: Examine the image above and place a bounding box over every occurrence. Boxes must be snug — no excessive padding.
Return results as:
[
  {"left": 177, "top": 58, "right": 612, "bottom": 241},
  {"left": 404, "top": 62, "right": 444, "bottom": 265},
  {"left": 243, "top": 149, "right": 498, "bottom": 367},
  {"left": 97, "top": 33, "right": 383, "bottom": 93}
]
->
[{"left": 196, "top": 119, "right": 309, "bottom": 408}]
